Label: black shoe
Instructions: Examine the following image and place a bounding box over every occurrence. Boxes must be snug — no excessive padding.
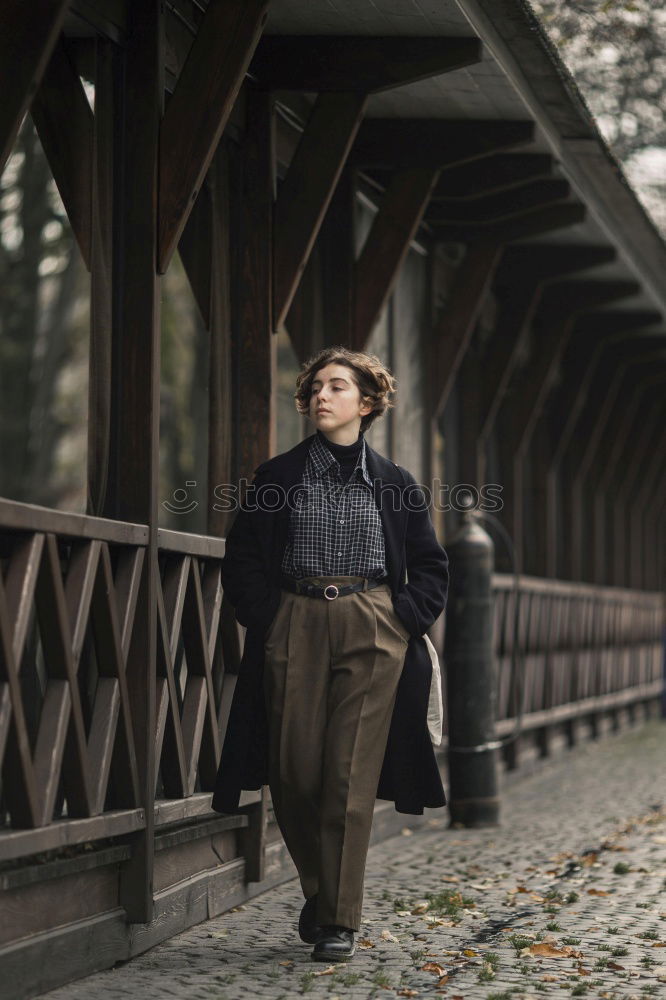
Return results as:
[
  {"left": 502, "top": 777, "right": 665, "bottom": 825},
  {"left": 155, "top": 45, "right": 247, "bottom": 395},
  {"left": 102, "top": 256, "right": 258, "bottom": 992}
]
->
[
  {"left": 298, "top": 894, "right": 322, "bottom": 945},
  {"left": 311, "top": 925, "right": 356, "bottom": 962}
]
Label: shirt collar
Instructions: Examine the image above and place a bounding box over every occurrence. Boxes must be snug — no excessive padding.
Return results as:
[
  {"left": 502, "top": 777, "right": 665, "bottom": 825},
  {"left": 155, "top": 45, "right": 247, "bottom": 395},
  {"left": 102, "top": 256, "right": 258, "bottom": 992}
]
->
[{"left": 309, "top": 432, "right": 372, "bottom": 487}]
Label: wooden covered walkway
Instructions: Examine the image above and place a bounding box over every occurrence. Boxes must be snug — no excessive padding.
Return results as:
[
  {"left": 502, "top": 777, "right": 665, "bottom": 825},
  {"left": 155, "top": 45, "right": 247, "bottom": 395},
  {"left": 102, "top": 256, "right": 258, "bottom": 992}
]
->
[{"left": 0, "top": 2, "right": 664, "bottom": 995}]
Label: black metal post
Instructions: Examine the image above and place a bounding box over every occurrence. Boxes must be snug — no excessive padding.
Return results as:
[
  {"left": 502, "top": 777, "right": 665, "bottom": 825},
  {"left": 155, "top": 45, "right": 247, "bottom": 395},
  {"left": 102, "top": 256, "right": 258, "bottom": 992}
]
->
[{"left": 444, "top": 511, "right": 500, "bottom": 826}]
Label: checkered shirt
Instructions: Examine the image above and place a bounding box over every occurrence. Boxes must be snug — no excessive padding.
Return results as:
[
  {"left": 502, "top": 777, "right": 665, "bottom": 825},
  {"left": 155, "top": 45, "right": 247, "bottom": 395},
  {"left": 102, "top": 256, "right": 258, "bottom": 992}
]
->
[{"left": 280, "top": 433, "right": 387, "bottom": 580}]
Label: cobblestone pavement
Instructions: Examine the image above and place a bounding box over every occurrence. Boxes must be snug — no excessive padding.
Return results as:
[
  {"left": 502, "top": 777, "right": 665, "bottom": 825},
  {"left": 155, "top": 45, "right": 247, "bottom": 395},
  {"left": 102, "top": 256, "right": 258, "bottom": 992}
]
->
[{"left": 46, "top": 721, "right": 666, "bottom": 1000}]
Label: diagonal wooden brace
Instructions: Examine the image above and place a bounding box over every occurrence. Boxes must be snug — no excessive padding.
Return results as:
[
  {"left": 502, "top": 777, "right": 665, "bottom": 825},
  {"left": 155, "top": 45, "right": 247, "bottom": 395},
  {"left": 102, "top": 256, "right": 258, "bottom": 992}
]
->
[
  {"left": 158, "top": 0, "right": 269, "bottom": 274},
  {"left": 273, "top": 92, "right": 367, "bottom": 333}
]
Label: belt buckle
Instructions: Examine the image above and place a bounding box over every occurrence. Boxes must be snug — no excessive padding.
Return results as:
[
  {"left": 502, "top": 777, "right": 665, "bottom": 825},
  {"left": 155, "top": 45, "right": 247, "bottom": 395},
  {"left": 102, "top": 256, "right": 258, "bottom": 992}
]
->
[{"left": 323, "top": 584, "right": 339, "bottom": 601}]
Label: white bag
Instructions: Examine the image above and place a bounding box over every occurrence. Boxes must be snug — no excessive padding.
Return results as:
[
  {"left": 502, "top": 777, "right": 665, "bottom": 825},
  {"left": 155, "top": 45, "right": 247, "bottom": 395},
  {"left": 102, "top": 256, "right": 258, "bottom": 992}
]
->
[{"left": 423, "top": 633, "right": 443, "bottom": 747}]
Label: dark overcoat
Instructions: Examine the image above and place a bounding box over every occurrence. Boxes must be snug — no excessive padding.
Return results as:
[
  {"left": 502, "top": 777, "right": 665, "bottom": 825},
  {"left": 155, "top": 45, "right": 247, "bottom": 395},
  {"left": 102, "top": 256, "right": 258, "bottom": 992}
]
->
[{"left": 211, "top": 433, "right": 449, "bottom": 816}]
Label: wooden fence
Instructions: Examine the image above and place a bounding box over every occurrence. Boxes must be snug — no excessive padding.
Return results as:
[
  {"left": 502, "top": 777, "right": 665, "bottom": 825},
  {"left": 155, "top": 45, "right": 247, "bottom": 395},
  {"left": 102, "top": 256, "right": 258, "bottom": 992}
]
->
[
  {"left": 491, "top": 573, "right": 664, "bottom": 766},
  {"left": 0, "top": 497, "right": 663, "bottom": 996}
]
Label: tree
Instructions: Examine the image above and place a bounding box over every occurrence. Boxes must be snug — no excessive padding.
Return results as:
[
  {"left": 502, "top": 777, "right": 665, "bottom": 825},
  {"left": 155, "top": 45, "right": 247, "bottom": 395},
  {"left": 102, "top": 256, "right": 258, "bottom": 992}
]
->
[{"left": 530, "top": 0, "right": 666, "bottom": 233}]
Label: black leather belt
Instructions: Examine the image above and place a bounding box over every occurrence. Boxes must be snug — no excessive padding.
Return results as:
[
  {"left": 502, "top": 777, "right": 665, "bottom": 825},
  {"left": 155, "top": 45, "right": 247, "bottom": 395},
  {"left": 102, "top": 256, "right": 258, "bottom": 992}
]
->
[{"left": 281, "top": 576, "right": 384, "bottom": 601}]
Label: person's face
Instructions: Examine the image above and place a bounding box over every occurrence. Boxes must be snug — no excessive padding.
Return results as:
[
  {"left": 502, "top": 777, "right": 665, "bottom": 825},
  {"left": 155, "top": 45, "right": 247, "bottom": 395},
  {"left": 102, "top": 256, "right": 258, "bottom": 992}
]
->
[{"left": 308, "top": 363, "right": 373, "bottom": 439}]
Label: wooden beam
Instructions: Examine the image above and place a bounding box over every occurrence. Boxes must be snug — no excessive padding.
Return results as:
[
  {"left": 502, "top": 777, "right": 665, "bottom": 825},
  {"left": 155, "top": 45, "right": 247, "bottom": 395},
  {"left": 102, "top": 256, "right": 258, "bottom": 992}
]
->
[
  {"left": 567, "top": 354, "right": 664, "bottom": 580},
  {"left": 432, "top": 201, "right": 586, "bottom": 243},
  {"left": 544, "top": 327, "right": 662, "bottom": 577},
  {"left": 513, "top": 282, "right": 640, "bottom": 454},
  {"left": 87, "top": 39, "right": 117, "bottom": 517},
  {"left": 353, "top": 167, "right": 440, "bottom": 349},
  {"left": 109, "top": 0, "right": 163, "bottom": 924},
  {"left": 430, "top": 241, "right": 504, "bottom": 419},
  {"left": 432, "top": 153, "right": 553, "bottom": 199},
  {"left": 158, "top": 0, "right": 269, "bottom": 273},
  {"left": 273, "top": 92, "right": 366, "bottom": 332},
  {"left": 429, "top": 179, "right": 570, "bottom": 223},
  {"left": 206, "top": 145, "right": 234, "bottom": 539},
  {"left": 30, "top": 37, "right": 93, "bottom": 268},
  {"left": 179, "top": 180, "right": 213, "bottom": 330},
  {"left": 477, "top": 244, "right": 615, "bottom": 478},
  {"left": 235, "top": 89, "right": 275, "bottom": 478},
  {"left": 70, "top": 0, "right": 128, "bottom": 43},
  {"left": 612, "top": 401, "right": 665, "bottom": 586},
  {"left": 249, "top": 35, "right": 482, "bottom": 92},
  {"left": 353, "top": 119, "right": 535, "bottom": 169},
  {"left": 494, "top": 245, "right": 616, "bottom": 288},
  {"left": 0, "top": 0, "right": 71, "bottom": 173}
]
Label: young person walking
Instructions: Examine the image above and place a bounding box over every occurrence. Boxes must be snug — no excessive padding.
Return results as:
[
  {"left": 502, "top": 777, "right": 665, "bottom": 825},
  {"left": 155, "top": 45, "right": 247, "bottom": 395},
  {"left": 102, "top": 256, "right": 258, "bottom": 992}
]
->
[{"left": 212, "top": 347, "right": 448, "bottom": 962}]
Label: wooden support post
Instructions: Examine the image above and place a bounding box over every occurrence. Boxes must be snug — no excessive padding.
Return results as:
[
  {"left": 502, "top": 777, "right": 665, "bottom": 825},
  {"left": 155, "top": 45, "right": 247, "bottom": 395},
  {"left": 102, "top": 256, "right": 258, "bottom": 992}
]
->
[
  {"left": 612, "top": 400, "right": 665, "bottom": 586},
  {"left": 0, "top": 0, "right": 71, "bottom": 172},
  {"left": 630, "top": 417, "right": 666, "bottom": 588},
  {"left": 543, "top": 318, "right": 661, "bottom": 578},
  {"left": 87, "top": 39, "right": 117, "bottom": 517},
  {"left": 353, "top": 167, "right": 439, "bottom": 349},
  {"left": 234, "top": 90, "right": 275, "bottom": 482},
  {"left": 106, "top": 0, "right": 163, "bottom": 923},
  {"left": 509, "top": 281, "right": 638, "bottom": 576},
  {"left": 206, "top": 147, "right": 234, "bottom": 539},
  {"left": 430, "top": 241, "right": 503, "bottom": 420},
  {"left": 570, "top": 355, "right": 664, "bottom": 581},
  {"left": 158, "top": 0, "right": 269, "bottom": 273},
  {"left": 273, "top": 92, "right": 366, "bottom": 332},
  {"left": 30, "top": 37, "right": 94, "bottom": 268}
]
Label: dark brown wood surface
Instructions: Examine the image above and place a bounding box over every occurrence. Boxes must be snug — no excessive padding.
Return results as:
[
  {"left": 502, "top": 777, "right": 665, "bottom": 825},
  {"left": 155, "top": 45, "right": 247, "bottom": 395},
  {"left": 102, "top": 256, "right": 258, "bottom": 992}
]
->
[
  {"left": 274, "top": 92, "right": 366, "bottom": 331},
  {"left": 354, "top": 167, "right": 439, "bottom": 349},
  {"left": 31, "top": 38, "right": 94, "bottom": 268},
  {"left": 158, "top": 0, "right": 269, "bottom": 272},
  {"left": 430, "top": 241, "right": 503, "bottom": 419},
  {"left": 0, "top": 0, "right": 71, "bottom": 172},
  {"left": 353, "top": 119, "right": 535, "bottom": 169},
  {"left": 250, "top": 35, "right": 482, "bottom": 92}
]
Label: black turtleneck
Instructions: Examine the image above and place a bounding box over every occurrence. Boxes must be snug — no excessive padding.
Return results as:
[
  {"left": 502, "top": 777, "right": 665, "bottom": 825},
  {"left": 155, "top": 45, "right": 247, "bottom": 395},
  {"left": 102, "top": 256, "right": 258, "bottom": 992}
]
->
[{"left": 317, "top": 429, "right": 363, "bottom": 484}]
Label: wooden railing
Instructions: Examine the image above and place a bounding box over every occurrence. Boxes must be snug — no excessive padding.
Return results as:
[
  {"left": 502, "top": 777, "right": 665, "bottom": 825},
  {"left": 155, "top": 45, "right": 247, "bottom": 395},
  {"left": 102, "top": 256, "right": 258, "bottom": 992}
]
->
[
  {"left": 491, "top": 573, "right": 664, "bottom": 765},
  {"left": 1, "top": 500, "right": 663, "bottom": 865},
  {"left": 0, "top": 501, "right": 243, "bottom": 864}
]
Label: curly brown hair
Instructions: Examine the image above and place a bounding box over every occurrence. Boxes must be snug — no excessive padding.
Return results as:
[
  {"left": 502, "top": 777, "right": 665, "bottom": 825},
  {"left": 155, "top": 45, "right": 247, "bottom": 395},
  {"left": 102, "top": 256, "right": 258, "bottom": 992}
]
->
[{"left": 294, "top": 346, "right": 397, "bottom": 433}]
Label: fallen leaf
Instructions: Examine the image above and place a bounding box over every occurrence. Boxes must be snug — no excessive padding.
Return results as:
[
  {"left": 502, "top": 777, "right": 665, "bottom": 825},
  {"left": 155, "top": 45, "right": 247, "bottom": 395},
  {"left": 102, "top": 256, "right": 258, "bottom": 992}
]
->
[
  {"left": 607, "top": 961, "right": 625, "bottom": 971},
  {"left": 577, "top": 965, "right": 591, "bottom": 976},
  {"left": 397, "top": 991, "right": 419, "bottom": 998},
  {"left": 527, "top": 943, "right": 583, "bottom": 959},
  {"left": 278, "top": 959, "right": 293, "bottom": 966},
  {"left": 581, "top": 853, "right": 599, "bottom": 866},
  {"left": 426, "top": 918, "right": 456, "bottom": 927},
  {"left": 208, "top": 930, "right": 229, "bottom": 938},
  {"left": 380, "top": 929, "right": 400, "bottom": 943},
  {"left": 313, "top": 965, "right": 337, "bottom": 976},
  {"left": 358, "top": 938, "right": 375, "bottom": 949},
  {"left": 651, "top": 942, "right": 666, "bottom": 948},
  {"left": 587, "top": 888, "right": 610, "bottom": 896},
  {"left": 411, "top": 902, "right": 430, "bottom": 914},
  {"left": 421, "top": 963, "right": 447, "bottom": 976},
  {"left": 462, "top": 949, "right": 477, "bottom": 957},
  {"left": 441, "top": 875, "right": 459, "bottom": 883},
  {"left": 437, "top": 975, "right": 449, "bottom": 986},
  {"left": 530, "top": 893, "right": 546, "bottom": 902},
  {"left": 541, "top": 974, "right": 560, "bottom": 982}
]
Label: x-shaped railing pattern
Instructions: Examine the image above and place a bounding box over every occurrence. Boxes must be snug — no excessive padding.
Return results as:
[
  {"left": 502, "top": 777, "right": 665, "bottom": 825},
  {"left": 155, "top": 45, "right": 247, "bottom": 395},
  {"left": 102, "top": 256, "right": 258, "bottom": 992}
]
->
[{"left": 0, "top": 532, "right": 143, "bottom": 828}]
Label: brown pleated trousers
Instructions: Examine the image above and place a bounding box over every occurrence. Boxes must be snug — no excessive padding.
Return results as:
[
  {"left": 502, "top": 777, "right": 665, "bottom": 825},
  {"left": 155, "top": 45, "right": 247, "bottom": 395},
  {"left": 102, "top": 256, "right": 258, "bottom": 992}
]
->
[{"left": 263, "top": 576, "right": 410, "bottom": 931}]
